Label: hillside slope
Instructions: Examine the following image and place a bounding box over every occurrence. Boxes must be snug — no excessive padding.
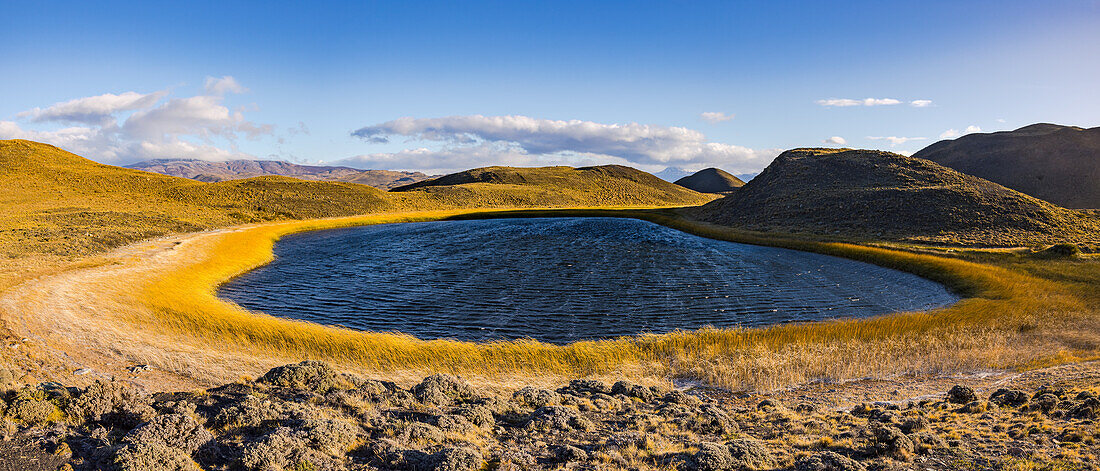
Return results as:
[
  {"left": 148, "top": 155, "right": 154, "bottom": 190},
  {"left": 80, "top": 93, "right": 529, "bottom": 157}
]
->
[
  {"left": 393, "top": 165, "right": 715, "bottom": 207},
  {"left": 913, "top": 124, "right": 1100, "bottom": 209},
  {"left": 689, "top": 148, "right": 1100, "bottom": 247},
  {"left": 673, "top": 167, "right": 745, "bottom": 193},
  {"left": 0, "top": 140, "right": 713, "bottom": 281},
  {"left": 128, "top": 158, "right": 434, "bottom": 190},
  {"left": 0, "top": 140, "right": 405, "bottom": 261}
]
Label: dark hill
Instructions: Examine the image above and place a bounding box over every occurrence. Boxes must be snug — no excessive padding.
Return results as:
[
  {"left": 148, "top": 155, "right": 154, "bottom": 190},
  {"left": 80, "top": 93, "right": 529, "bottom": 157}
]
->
[
  {"left": 689, "top": 148, "right": 1100, "bottom": 247},
  {"left": 673, "top": 168, "right": 745, "bottom": 193},
  {"left": 127, "top": 158, "right": 434, "bottom": 190},
  {"left": 912, "top": 124, "right": 1100, "bottom": 209}
]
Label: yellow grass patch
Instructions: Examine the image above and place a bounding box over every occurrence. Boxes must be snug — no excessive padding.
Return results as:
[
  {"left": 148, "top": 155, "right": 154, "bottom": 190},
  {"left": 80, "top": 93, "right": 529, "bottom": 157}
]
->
[{"left": 112, "top": 208, "right": 1097, "bottom": 390}]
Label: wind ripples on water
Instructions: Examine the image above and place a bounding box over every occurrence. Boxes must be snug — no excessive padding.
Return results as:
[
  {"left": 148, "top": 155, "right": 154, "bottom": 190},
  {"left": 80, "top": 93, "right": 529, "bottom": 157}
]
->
[{"left": 219, "top": 217, "right": 959, "bottom": 343}]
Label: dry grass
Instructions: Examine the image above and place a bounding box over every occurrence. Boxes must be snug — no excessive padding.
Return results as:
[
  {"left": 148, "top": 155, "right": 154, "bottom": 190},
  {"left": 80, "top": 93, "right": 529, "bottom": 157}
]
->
[
  {"left": 1, "top": 138, "right": 1097, "bottom": 393},
  {"left": 81, "top": 208, "right": 1096, "bottom": 391}
]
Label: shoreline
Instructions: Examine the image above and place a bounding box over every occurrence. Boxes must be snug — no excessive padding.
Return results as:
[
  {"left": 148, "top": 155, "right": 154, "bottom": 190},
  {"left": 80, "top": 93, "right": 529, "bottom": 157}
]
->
[{"left": 1, "top": 208, "right": 1092, "bottom": 394}]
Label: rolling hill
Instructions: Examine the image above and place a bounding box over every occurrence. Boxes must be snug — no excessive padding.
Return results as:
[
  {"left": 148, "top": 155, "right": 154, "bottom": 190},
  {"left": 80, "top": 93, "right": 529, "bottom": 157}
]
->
[
  {"left": 392, "top": 165, "right": 717, "bottom": 207},
  {"left": 127, "top": 158, "right": 434, "bottom": 190},
  {"left": 689, "top": 148, "right": 1100, "bottom": 247},
  {"left": 0, "top": 140, "right": 714, "bottom": 280},
  {"left": 673, "top": 167, "right": 745, "bottom": 193},
  {"left": 912, "top": 123, "right": 1100, "bottom": 209}
]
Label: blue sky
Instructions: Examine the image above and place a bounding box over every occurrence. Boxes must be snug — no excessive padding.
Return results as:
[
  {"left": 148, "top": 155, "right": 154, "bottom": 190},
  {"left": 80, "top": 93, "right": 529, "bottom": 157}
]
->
[{"left": 1, "top": 0, "right": 1098, "bottom": 174}]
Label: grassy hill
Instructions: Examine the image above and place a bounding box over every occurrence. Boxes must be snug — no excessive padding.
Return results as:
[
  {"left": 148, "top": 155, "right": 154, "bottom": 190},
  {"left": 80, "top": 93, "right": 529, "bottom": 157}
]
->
[
  {"left": 128, "top": 158, "right": 434, "bottom": 190},
  {"left": 688, "top": 148, "right": 1100, "bottom": 247},
  {"left": 0, "top": 140, "right": 712, "bottom": 287},
  {"left": 673, "top": 167, "right": 745, "bottom": 193},
  {"left": 392, "top": 165, "right": 715, "bottom": 207},
  {"left": 913, "top": 123, "right": 1100, "bottom": 209}
]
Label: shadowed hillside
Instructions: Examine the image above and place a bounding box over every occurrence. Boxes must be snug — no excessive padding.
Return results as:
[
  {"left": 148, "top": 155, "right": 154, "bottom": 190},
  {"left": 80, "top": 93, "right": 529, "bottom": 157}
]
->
[
  {"left": 128, "top": 158, "right": 435, "bottom": 190},
  {"left": 392, "top": 165, "right": 716, "bottom": 207},
  {"left": 689, "top": 148, "right": 1100, "bottom": 247},
  {"left": 673, "top": 167, "right": 745, "bottom": 193},
  {"left": 913, "top": 124, "right": 1100, "bottom": 209}
]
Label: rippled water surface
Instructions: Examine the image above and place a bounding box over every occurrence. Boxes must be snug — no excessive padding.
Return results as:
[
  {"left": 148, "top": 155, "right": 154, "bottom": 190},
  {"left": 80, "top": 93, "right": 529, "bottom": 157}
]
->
[{"left": 219, "top": 217, "right": 958, "bottom": 343}]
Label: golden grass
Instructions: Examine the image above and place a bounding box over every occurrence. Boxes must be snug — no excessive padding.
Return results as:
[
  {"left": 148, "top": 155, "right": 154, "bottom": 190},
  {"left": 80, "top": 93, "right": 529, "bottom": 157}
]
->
[
  {"left": 2, "top": 139, "right": 1097, "bottom": 391},
  {"left": 113, "top": 208, "right": 1099, "bottom": 391}
]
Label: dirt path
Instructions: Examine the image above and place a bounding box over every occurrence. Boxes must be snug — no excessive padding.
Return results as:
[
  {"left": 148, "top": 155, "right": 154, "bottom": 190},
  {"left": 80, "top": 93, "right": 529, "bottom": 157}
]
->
[{"left": 0, "top": 226, "right": 296, "bottom": 391}]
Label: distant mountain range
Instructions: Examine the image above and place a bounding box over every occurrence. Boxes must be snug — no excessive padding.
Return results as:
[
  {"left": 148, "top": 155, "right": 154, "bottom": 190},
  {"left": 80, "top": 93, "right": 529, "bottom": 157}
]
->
[
  {"left": 126, "top": 159, "right": 435, "bottom": 190},
  {"left": 913, "top": 123, "right": 1100, "bottom": 209}
]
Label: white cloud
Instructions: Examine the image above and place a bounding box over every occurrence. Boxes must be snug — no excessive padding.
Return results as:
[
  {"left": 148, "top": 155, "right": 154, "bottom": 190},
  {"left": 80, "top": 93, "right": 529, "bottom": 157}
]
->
[
  {"left": 2, "top": 76, "right": 269, "bottom": 163},
  {"left": 866, "top": 136, "right": 927, "bottom": 146},
  {"left": 822, "top": 136, "right": 847, "bottom": 145},
  {"left": 816, "top": 98, "right": 902, "bottom": 107},
  {"left": 16, "top": 91, "right": 167, "bottom": 126},
  {"left": 939, "top": 125, "right": 982, "bottom": 140},
  {"left": 204, "top": 76, "right": 247, "bottom": 95},
  {"left": 909, "top": 100, "right": 933, "bottom": 107},
  {"left": 350, "top": 115, "right": 780, "bottom": 174},
  {"left": 700, "top": 111, "right": 734, "bottom": 123},
  {"left": 996, "top": 118, "right": 1006, "bottom": 123}
]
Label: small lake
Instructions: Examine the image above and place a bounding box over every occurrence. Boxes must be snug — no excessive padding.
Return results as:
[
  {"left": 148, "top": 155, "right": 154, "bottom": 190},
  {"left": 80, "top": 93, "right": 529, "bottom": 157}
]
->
[{"left": 219, "top": 217, "right": 958, "bottom": 343}]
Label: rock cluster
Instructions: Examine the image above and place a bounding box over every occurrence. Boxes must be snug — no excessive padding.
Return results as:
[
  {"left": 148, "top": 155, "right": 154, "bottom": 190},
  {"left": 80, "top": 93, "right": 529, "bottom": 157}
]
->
[{"left": 1, "top": 362, "right": 1099, "bottom": 470}]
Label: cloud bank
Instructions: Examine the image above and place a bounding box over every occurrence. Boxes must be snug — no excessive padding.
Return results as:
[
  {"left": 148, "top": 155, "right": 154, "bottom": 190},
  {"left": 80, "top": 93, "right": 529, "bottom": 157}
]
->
[
  {"left": 822, "top": 136, "right": 847, "bottom": 145},
  {"left": 0, "top": 76, "right": 270, "bottom": 163},
  {"left": 347, "top": 115, "right": 779, "bottom": 174}
]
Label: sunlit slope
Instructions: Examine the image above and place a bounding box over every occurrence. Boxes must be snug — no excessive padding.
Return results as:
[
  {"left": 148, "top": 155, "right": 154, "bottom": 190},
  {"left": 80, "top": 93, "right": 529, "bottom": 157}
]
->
[
  {"left": 0, "top": 140, "right": 712, "bottom": 272},
  {"left": 0, "top": 140, "right": 403, "bottom": 260},
  {"left": 690, "top": 148, "right": 1100, "bottom": 247},
  {"left": 392, "top": 165, "right": 717, "bottom": 207}
]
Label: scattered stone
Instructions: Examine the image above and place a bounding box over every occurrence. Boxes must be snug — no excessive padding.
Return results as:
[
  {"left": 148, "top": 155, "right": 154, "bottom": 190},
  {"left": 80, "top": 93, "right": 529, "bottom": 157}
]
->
[
  {"left": 558, "top": 379, "right": 610, "bottom": 396},
  {"left": 989, "top": 388, "right": 1029, "bottom": 408},
  {"left": 428, "top": 446, "right": 484, "bottom": 471},
  {"left": 123, "top": 413, "right": 212, "bottom": 453},
  {"left": 1069, "top": 397, "right": 1100, "bottom": 419},
  {"left": 413, "top": 374, "right": 475, "bottom": 406},
  {"left": 795, "top": 451, "right": 866, "bottom": 471},
  {"left": 73, "top": 368, "right": 92, "bottom": 376},
  {"left": 257, "top": 360, "right": 338, "bottom": 392},
  {"left": 727, "top": 437, "right": 773, "bottom": 470},
  {"left": 512, "top": 386, "right": 561, "bottom": 408},
  {"left": 946, "top": 385, "right": 977, "bottom": 404},
  {"left": 554, "top": 444, "right": 588, "bottom": 463},
  {"left": 114, "top": 441, "right": 201, "bottom": 471},
  {"left": 867, "top": 423, "right": 914, "bottom": 460},
  {"left": 693, "top": 441, "right": 735, "bottom": 471}
]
